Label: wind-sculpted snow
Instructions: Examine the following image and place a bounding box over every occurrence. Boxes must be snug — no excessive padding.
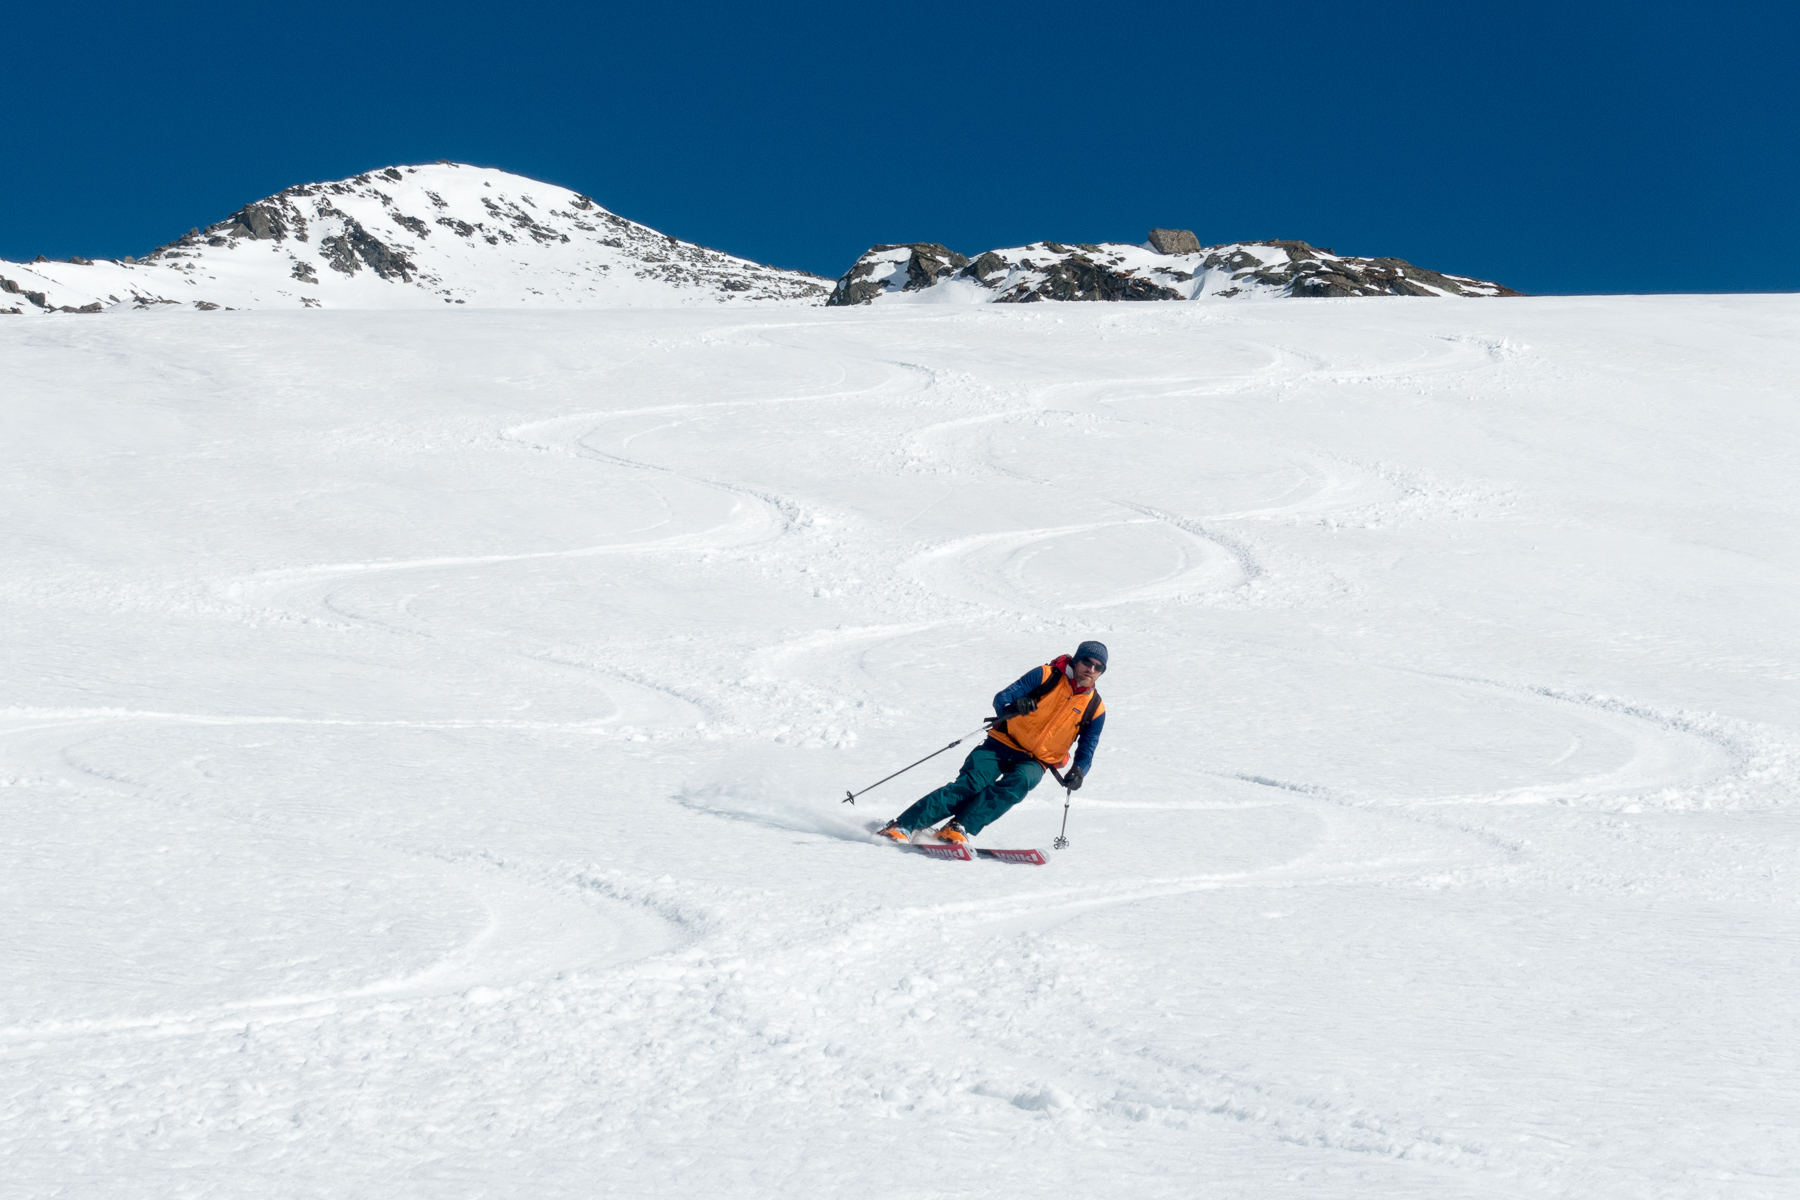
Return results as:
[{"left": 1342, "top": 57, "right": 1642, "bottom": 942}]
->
[{"left": 3, "top": 297, "right": 1800, "bottom": 1197}]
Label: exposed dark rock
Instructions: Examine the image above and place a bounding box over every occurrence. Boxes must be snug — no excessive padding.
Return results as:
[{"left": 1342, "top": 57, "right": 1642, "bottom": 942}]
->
[
  {"left": 905, "top": 244, "right": 967, "bottom": 291},
  {"left": 194, "top": 301, "right": 220, "bottom": 310},
  {"left": 224, "top": 202, "right": 288, "bottom": 241},
  {"left": 1000, "top": 255, "right": 1183, "bottom": 303},
  {"left": 318, "top": 232, "right": 360, "bottom": 276},
  {"left": 827, "top": 243, "right": 967, "bottom": 306},
  {"left": 828, "top": 230, "right": 1516, "bottom": 303},
  {"left": 435, "top": 217, "right": 476, "bottom": 237},
  {"left": 381, "top": 167, "right": 403, "bottom": 182},
  {"left": 1275, "top": 254, "right": 1522, "bottom": 298},
  {"left": 479, "top": 195, "right": 569, "bottom": 245},
  {"left": 1290, "top": 273, "right": 1360, "bottom": 298},
  {"left": 291, "top": 261, "right": 319, "bottom": 284},
  {"left": 390, "top": 213, "right": 430, "bottom": 238},
  {"left": 571, "top": 195, "right": 595, "bottom": 210},
  {"left": 2, "top": 277, "right": 50, "bottom": 308},
  {"left": 69, "top": 256, "right": 93, "bottom": 265},
  {"left": 965, "top": 251, "right": 1009, "bottom": 285},
  {"left": 828, "top": 261, "right": 889, "bottom": 307},
  {"left": 318, "top": 219, "right": 415, "bottom": 281},
  {"left": 1147, "top": 228, "right": 1201, "bottom": 255}
]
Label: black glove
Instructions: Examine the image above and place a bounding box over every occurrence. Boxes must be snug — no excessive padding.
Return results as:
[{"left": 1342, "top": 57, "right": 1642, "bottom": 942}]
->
[
  {"left": 1012, "top": 695, "right": 1039, "bottom": 715},
  {"left": 1063, "top": 765, "right": 1084, "bottom": 791}
]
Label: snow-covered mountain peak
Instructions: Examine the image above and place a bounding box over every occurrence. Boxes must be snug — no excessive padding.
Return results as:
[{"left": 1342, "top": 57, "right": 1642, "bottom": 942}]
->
[{"left": 1, "top": 163, "right": 831, "bottom": 314}]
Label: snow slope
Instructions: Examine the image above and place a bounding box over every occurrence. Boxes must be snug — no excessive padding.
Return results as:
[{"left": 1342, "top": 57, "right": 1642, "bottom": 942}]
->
[
  {"left": 0, "top": 163, "right": 831, "bottom": 313},
  {"left": 3, "top": 297, "right": 1799, "bottom": 1198}
]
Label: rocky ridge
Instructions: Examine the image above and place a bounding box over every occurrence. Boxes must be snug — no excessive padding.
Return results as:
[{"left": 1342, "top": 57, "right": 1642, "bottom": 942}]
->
[
  {"left": 827, "top": 231, "right": 1519, "bottom": 305},
  {"left": 1, "top": 163, "right": 831, "bottom": 314}
]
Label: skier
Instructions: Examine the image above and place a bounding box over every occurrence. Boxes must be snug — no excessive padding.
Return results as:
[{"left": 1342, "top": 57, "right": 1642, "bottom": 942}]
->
[{"left": 878, "top": 641, "right": 1108, "bottom": 845}]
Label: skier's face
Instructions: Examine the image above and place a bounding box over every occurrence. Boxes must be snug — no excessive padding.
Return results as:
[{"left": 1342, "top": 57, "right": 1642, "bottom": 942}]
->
[{"left": 1070, "top": 656, "right": 1104, "bottom": 689}]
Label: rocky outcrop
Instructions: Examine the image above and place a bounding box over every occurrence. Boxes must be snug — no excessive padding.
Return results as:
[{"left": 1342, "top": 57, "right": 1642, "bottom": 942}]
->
[
  {"left": 1, "top": 275, "right": 49, "bottom": 308},
  {"left": 1147, "top": 228, "right": 1201, "bottom": 255},
  {"left": 829, "top": 244, "right": 968, "bottom": 306},
  {"left": 318, "top": 218, "right": 415, "bottom": 281},
  {"left": 829, "top": 229, "right": 1519, "bottom": 305},
  {"left": 1001, "top": 253, "right": 1183, "bottom": 303},
  {"left": 1205, "top": 239, "right": 1521, "bottom": 298},
  {"left": 223, "top": 202, "right": 290, "bottom": 241}
]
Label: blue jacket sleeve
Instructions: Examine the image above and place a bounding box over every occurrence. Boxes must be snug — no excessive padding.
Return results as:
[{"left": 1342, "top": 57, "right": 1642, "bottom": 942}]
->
[
  {"left": 1071, "top": 711, "right": 1105, "bottom": 776},
  {"left": 993, "top": 666, "right": 1049, "bottom": 718}
]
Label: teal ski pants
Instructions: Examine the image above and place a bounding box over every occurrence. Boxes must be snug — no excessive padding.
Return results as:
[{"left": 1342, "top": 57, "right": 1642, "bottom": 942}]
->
[{"left": 895, "top": 740, "right": 1046, "bottom": 836}]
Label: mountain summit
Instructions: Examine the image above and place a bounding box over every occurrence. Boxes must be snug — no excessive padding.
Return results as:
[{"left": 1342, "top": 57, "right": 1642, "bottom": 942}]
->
[{"left": 0, "top": 163, "right": 831, "bottom": 314}]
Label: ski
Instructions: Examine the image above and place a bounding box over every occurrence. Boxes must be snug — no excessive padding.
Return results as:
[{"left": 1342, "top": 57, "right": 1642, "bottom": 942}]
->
[
  {"left": 900, "top": 841, "right": 971, "bottom": 861},
  {"left": 870, "top": 833, "right": 1046, "bottom": 864},
  {"left": 974, "top": 847, "right": 1048, "bottom": 865}
]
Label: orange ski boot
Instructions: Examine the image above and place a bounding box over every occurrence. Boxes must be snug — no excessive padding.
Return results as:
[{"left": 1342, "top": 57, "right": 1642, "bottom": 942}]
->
[
  {"left": 935, "top": 819, "right": 969, "bottom": 846},
  {"left": 876, "top": 821, "right": 911, "bottom": 843}
]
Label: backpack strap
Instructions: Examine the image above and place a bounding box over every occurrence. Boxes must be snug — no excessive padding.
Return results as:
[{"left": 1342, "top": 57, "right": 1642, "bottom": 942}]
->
[
  {"left": 1079, "top": 690, "right": 1102, "bottom": 732},
  {"left": 1025, "top": 666, "right": 1062, "bottom": 704}
]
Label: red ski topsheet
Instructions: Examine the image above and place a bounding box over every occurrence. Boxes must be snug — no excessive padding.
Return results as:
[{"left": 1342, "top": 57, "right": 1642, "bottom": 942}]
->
[
  {"left": 906, "top": 842, "right": 972, "bottom": 861},
  {"left": 974, "top": 847, "right": 1048, "bottom": 865},
  {"left": 881, "top": 839, "right": 1047, "bottom": 864}
]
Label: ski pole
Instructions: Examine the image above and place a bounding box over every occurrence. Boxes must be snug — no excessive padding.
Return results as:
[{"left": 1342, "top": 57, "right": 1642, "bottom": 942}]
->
[
  {"left": 1048, "top": 766, "right": 1072, "bottom": 849},
  {"left": 842, "top": 723, "right": 991, "bottom": 804}
]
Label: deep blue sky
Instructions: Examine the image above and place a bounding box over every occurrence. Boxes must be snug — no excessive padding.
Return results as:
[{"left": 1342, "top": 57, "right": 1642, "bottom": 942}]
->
[{"left": 3, "top": 1, "right": 1796, "bottom": 293}]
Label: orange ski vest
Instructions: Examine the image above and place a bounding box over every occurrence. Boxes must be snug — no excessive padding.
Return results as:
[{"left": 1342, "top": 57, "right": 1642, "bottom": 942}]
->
[{"left": 989, "top": 665, "right": 1105, "bottom": 770}]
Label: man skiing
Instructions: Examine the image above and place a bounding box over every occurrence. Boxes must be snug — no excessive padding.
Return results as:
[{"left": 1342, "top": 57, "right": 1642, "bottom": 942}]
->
[{"left": 878, "top": 641, "right": 1108, "bottom": 845}]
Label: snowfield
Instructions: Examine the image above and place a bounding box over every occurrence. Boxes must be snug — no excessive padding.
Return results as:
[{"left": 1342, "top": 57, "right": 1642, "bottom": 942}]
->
[{"left": 3, "top": 295, "right": 1799, "bottom": 1198}]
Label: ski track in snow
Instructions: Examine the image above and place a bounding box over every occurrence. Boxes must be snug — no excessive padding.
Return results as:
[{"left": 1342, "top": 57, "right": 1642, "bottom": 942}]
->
[{"left": 4, "top": 300, "right": 1800, "bottom": 1197}]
